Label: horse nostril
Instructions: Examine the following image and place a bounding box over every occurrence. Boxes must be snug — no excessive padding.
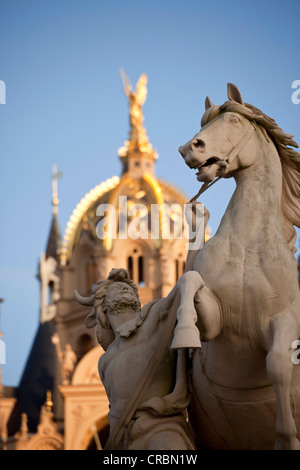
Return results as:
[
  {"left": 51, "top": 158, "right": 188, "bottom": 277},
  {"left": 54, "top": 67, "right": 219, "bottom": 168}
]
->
[
  {"left": 178, "top": 146, "right": 185, "bottom": 157},
  {"left": 192, "top": 139, "right": 205, "bottom": 150}
]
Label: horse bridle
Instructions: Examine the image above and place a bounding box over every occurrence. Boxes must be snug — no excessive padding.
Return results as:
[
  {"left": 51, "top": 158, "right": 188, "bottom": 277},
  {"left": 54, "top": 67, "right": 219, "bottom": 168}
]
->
[{"left": 189, "top": 120, "right": 257, "bottom": 203}]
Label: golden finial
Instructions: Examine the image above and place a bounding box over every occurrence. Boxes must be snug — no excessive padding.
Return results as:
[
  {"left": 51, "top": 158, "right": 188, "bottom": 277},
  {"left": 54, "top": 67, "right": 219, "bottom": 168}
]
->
[{"left": 45, "top": 390, "right": 53, "bottom": 412}]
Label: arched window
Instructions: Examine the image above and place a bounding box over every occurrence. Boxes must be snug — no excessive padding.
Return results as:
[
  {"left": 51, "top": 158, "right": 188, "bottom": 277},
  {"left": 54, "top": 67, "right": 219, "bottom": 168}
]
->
[
  {"left": 175, "top": 259, "right": 179, "bottom": 282},
  {"left": 127, "top": 248, "right": 146, "bottom": 286},
  {"left": 127, "top": 256, "right": 133, "bottom": 280},
  {"left": 48, "top": 281, "right": 54, "bottom": 305},
  {"left": 86, "top": 257, "right": 98, "bottom": 292},
  {"left": 138, "top": 256, "right": 144, "bottom": 285},
  {"left": 77, "top": 334, "right": 94, "bottom": 361}
]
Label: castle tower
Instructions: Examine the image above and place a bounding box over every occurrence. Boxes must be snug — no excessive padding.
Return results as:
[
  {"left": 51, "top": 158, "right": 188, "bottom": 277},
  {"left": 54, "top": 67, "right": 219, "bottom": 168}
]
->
[{"left": 38, "top": 165, "right": 62, "bottom": 324}]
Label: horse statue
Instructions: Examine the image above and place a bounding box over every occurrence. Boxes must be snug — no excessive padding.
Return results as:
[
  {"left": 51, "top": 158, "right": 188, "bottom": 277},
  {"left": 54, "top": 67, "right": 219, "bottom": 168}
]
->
[
  {"left": 172, "top": 83, "right": 300, "bottom": 450},
  {"left": 76, "top": 83, "right": 300, "bottom": 451}
]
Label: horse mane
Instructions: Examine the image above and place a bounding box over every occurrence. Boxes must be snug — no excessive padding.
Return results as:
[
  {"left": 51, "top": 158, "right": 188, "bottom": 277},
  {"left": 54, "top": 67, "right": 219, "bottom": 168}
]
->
[{"left": 201, "top": 100, "right": 300, "bottom": 253}]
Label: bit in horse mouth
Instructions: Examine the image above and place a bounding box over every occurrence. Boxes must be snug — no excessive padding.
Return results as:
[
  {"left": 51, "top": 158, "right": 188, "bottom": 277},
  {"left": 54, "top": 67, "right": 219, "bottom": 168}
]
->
[{"left": 196, "top": 157, "right": 220, "bottom": 172}]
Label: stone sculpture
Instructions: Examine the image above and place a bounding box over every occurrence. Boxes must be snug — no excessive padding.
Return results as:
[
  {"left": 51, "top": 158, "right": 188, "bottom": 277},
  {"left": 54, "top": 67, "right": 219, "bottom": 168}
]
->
[
  {"left": 52, "top": 333, "right": 77, "bottom": 385},
  {"left": 74, "top": 268, "right": 195, "bottom": 450},
  {"left": 75, "top": 83, "right": 300, "bottom": 450},
  {"left": 175, "top": 83, "right": 300, "bottom": 450},
  {"left": 62, "top": 343, "right": 77, "bottom": 385}
]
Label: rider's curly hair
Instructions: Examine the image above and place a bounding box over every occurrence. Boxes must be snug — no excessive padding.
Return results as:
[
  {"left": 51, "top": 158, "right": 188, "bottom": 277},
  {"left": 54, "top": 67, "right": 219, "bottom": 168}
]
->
[{"left": 93, "top": 268, "right": 141, "bottom": 328}]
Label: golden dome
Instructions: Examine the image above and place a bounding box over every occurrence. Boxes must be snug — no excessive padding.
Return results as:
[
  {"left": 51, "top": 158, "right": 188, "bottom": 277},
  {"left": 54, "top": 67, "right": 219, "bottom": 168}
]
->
[
  {"left": 59, "top": 72, "right": 209, "bottom": 266},
  {"left": 60, "top": 173, "right": 189, "bottom": 265}
]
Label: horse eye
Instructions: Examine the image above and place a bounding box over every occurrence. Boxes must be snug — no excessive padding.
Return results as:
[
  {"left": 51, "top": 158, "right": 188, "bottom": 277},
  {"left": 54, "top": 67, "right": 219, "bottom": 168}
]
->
[{"left": 230, "top": 116, "right": 239, "bottom": 123}]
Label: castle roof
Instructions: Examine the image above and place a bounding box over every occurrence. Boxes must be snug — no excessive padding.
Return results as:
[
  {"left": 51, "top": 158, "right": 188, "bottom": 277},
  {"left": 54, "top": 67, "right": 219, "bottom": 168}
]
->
[{"left": 7, "top": 321, "right": 58, "bottom": 434}]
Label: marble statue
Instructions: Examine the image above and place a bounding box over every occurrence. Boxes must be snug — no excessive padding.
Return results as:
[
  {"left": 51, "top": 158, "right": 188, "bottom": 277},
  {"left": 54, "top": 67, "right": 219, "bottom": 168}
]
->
[
  {"left": 75, "top": 83, "right": 300, "bottom": 450},
  {"left": 62, "top": 344, "right": 77, "bottom": 384},
  {"left": 174, "top": 83, "right": 300, "bottom": 450},
  {"left": 74, "top": 268, "right": 195, "bottom": 450}
]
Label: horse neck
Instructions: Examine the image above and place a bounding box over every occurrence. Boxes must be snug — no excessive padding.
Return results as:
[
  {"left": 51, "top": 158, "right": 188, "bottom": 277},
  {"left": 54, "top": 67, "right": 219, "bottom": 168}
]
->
[{"left": 218, "top": 135, "right": 283, "bottom": 245}]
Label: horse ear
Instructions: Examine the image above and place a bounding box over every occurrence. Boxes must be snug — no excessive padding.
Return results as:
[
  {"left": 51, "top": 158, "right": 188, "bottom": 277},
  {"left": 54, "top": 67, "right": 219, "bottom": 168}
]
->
[
  {"left": 227, "top": 83, "right": 244, "bottom": 105},
  {"left": 205, "top": 96, "right": 214, "bottom": 110}
]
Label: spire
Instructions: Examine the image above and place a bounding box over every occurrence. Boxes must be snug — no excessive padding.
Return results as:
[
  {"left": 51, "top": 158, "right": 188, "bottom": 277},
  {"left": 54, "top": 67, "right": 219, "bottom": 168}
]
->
[
  {"left": 45, "top": 216, "right": 61, "bottom": 261},
  {"left": 118, "top": 70, "right": 158, "bottom": 176},
  {"left": 46, "top": 165, "right": 62, "bottom": 260}
]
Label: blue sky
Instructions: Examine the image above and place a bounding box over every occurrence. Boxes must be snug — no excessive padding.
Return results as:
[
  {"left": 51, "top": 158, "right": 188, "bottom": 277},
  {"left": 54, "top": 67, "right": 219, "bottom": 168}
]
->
[{"left": 0, "top": 0, "right": 299, "bottom": 386}]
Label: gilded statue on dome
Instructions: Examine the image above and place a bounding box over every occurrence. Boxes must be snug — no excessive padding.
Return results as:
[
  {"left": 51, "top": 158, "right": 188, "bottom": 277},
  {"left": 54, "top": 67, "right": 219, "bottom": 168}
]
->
[
  {"left": 119, "top": 70, "right": 157, "bottom": 159},
  {"left": 120, "top": 69, "right": 148, "bottom": 131}
]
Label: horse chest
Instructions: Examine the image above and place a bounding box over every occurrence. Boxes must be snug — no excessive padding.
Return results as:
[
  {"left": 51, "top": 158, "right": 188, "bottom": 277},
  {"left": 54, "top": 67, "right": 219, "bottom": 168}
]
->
[{"left": 193, "top": 235, "right": 292, "bottom": 317}]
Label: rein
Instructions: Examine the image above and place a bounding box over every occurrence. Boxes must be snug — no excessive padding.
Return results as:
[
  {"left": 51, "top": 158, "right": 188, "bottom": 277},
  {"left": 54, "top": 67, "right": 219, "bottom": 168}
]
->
[{"left": 189, "top": 121, "right": 256, "bottom": 203}]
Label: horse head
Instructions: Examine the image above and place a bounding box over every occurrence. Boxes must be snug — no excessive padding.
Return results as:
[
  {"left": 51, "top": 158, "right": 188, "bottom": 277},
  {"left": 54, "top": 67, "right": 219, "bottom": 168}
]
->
[
  {"left": 179, "top": 84, "right": 260, "bottom": 183},
  {"left": 179, "top": 83, "right": 300, "bottom": 251}
]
